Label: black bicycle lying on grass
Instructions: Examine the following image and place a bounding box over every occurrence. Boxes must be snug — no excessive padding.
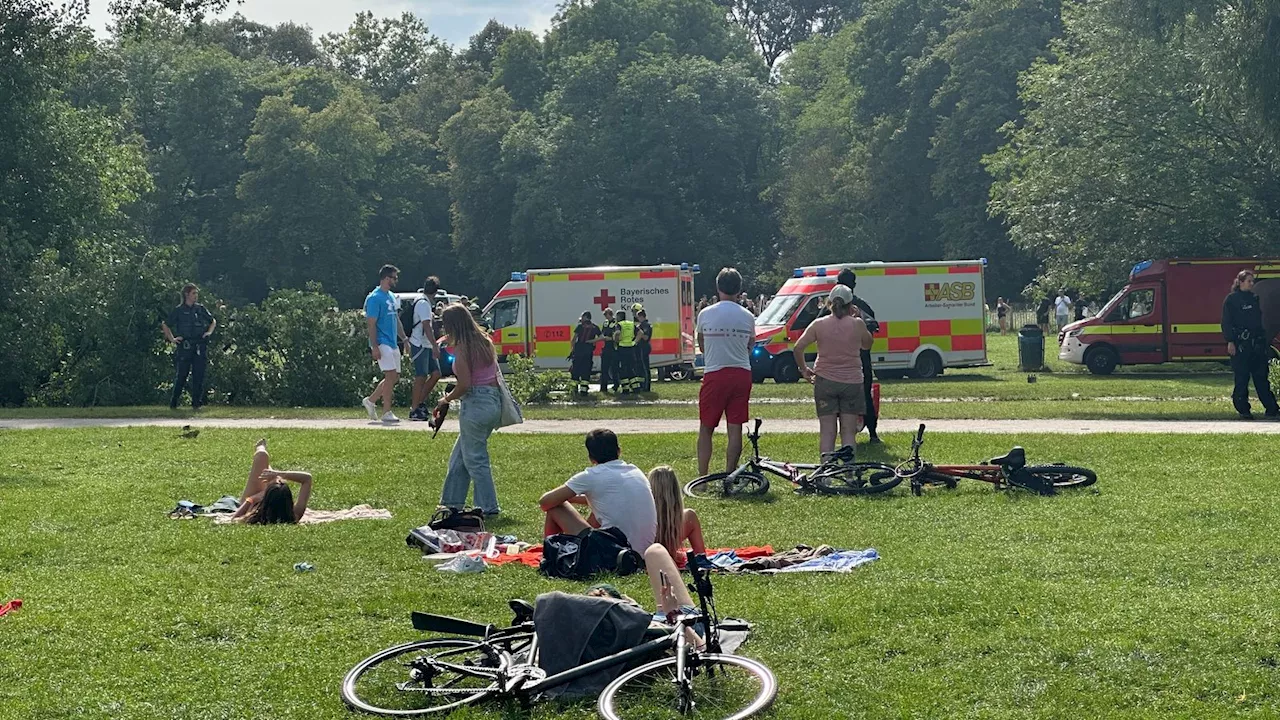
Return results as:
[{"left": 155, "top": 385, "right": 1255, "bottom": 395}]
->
[
  {"left": 683, "top": 419, "right": 899, "bottom": 499},
  {"left": 342, "top": 563, "right": 777, "bottom": 719},
  {"left": 894, "top": 423, "right": 1098, "bottom": 496}
]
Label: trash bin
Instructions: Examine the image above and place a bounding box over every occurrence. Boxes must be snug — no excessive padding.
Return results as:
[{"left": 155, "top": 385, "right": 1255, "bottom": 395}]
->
[{"left": 1018, "top": 324, "right": 1045, "bottom": 371}]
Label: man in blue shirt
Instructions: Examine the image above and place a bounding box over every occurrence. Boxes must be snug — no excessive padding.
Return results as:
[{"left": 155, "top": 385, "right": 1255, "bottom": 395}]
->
[{"left": 363, "top": 264, "right": 408, "bottom": 423}]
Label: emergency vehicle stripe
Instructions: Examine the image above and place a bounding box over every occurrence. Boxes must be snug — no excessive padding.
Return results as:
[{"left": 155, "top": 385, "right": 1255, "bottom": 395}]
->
[
  {"left": 568, "top": 273, "right": 606, "bottom": 281},
  {"left": 530, "top": 273, "right": 568, "bottom": 282},
  {"left": 497, "top": 287, "right": 524, "bottom": 298},
  {"left": 1258, "top": 273, "right": 1280, "bottom": 279},
  {"left": 948, "top": 265, "right": 982, "bottom": 274},
  {"left": 918, "top": 266, "right": 949, "bottom": 275},
  {"left": 605, "top": 271, "right": 642, "bottom": 280},
  {"left": 640, "top": 271, "right": 679, "bottom": 279},
  {"left": 536, "top": 326, "right": 573, "bottom": 341},
  {"left": 857, "top": 268, "right": 885, "bottom": 276},
  {"left": 888, "top": 321, "right": 919, "bottom": 338},
  {"left": 885, "top": 267, "right": 917, "bottom": 276},
  {"left": 1173, "top": 355, "right": 1229, "bottom": 361},
  {"left": 1080, "top": 325, "right": 1164, "bottom": 335},
  {"left": 1170, "top": 324, "right": 1221, "bottom": 334}
]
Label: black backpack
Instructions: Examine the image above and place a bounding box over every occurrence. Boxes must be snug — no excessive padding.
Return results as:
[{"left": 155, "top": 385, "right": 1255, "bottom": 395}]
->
[
  {"left": 400, "top": 298, "right": 424, "bottom": 343},
  {"left": 540, "top": 528, "right": 639, "bottom": 580}
]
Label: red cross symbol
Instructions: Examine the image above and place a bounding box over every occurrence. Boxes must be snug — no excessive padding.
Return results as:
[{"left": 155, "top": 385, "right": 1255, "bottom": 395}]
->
[{"left": 593, "top": 289, "right": 616, "bottom": 312}]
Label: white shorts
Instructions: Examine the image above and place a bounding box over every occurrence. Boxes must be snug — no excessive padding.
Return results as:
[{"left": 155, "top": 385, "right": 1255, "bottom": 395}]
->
[{"left": 377, "top": 344, "right": 400, "bottom": 373}]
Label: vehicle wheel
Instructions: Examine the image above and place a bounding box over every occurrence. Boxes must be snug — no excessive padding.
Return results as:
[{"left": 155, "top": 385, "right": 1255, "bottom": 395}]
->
[
  {"left": 773, "top": 355, "right": 800, "bottom": 384},
  {"left": 668, "top": 365, "right": 693, "bottom": 382},
  {"left": 1024, "top": 465, "right": 1097, "bottom": 490},
  {"left": 341, "top": 639, "right": 498, "bottom": 716},
  {"left": 598, "top": 653, "right": 777, "bottom": 720},
  {"left": 1084, "top": 346, "right": 1118, "bottom": 375},
  {"left": 809, "top": 463, "right": 900, "bottom": 495},
  {"left": 910, "top": 351, "right": 943, "bottom": 379},
  {"left": 683, "top": 471, "right": 769, "bottom": 499}
]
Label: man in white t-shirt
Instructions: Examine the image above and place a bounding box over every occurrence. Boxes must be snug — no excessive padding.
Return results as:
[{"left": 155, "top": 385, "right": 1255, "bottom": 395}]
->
[
  {"left": 695, "top": 267, "right": 756, "bottom": 475},
  {"left": 408, "top": 276, "right": 444, "bottom": 421},
  {"left": 1054, "top": 292, "right": 1073, "bottom": 331},
  {"left": 539, "top": 429, "right": 657, "bottom": 550}
]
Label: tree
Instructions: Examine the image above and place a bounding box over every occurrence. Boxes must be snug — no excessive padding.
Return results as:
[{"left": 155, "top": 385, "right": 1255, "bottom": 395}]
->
[
  {"left": 986, "top": 3, "right": 1280, "bottom": 293},
  {"left": 320, "top": 12, "right": 447, "bottom": 100},
  {"left": 203, "top": 14, "right": 323, "bottom": 67},
  {"left": 234, "top": 89, "right": 391, "bottom": 304},
  {"left": 716, "top": 0, "right": 860, "bottom": 70},
  {"left": 462, "top": 19, "right": 515, "bottom": 72},
  {"left": 492, "top": 30, "right": 549, "bottom": 111}
]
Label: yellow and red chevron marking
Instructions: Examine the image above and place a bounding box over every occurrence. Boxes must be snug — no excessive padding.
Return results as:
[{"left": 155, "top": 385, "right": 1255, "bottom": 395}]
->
[
  {"left": 530, "top": 269, "right": 680, "bottom": 282},
  {"left": 762, "top": 318, "right": 984, "bottom": 355},
  {"left": 797, "top": 264, "right": 981, "bottom": 278}
]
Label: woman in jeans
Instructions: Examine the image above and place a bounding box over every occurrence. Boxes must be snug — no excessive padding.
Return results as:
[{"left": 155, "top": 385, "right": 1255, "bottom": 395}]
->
[
  {"left": 792, "top": 285, "right": 874, "bottom": 455},
  {"left": 435, "top": 304, "right": 503, "bottom": 516}
]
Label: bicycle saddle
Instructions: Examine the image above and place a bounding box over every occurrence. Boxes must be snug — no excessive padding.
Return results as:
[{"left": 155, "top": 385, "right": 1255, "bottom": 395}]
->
[
  {"left": 508, "top": 599, "right": 535, "bottom": 624},
  {"left": 989, "top": 447, "right": 1026, "bottom": 470}
]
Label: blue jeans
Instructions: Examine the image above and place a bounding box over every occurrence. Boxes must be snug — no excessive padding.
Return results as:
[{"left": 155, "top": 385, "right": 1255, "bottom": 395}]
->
[{"left": 440, "top": 385, "right": 502, "bottom": 514}]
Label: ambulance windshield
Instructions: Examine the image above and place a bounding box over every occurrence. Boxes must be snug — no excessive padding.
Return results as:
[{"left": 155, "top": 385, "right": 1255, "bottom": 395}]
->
[{"left": 757, "top": 295, "right": 803, "bottom": 326}]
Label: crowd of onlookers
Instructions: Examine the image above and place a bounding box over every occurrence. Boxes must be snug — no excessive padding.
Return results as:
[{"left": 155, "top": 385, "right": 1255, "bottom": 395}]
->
[{"left": 696, "top": 293, "right": 774, "bottom": 317}]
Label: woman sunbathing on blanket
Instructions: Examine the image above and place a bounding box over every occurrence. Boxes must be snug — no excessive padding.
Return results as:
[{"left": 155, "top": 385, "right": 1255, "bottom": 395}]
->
[
  {"left": 649, "top": 466, "right": 706, "bottom": 565},
  {"left": 229, "top": 438, "right": 313, "bottom": 524}
]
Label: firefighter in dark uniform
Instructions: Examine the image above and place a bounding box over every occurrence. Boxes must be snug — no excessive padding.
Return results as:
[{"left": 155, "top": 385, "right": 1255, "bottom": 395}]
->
[
  {"left": 616, "top": 310, "right": 639, "bottom": 394},
  {"left": 161, "top": 283, "right": 217, "bottom": 411},
  {"left": 817, "top": 269, "right": 881, "bottom": 442},
  {"left": 1222, "top": 270, "right": 1279, "bottom": 420},
  {"left": 570, "top": 312, "right": 600, "bottom": 396},
  {"left": 599, "top": 308, "right": 620, "bottom": 393},
  {"left": 635, "top": 305, "right": 653, "bottom": 392}
]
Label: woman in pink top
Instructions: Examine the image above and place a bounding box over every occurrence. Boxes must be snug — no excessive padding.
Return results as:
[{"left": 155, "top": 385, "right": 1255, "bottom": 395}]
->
[
  {"left": 434, "top": 304, "right": 503, "bottom": 516},
  {"left": 792, "top": 285, "right": 874, "bottom": 455}
]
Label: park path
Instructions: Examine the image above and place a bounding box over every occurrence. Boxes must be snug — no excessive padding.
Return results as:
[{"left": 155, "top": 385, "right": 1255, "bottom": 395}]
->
[{"left": 2, "top": 417, "right": 1279, "bottom": 435}]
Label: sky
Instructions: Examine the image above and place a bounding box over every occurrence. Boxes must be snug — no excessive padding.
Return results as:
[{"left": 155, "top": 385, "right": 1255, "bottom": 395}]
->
[{"left": 88, "top": 0, "right": 562, "bottom": 48}]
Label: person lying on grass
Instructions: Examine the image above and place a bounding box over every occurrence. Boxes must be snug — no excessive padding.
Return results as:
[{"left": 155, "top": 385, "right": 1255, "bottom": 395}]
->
[
  {"left": 228, "top": 438, "right": 313, "bottom": 524},
  {"left": 539, "top": 429, "right": 657, "bottom": 551},
  {"left": 649, "top": 466, "right": 706, "bottom": 564},
  {"left": 585, "top": 543, "right": 708, "bottom": 649}
]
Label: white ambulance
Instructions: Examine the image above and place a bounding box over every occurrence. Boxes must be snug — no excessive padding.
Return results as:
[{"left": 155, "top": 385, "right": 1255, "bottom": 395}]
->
[
  {"left": 752, "top": 260, "right": 991, "bottom": 382},
  {"left": 476, "top": 264, "right": 700, "bottom": 377}
]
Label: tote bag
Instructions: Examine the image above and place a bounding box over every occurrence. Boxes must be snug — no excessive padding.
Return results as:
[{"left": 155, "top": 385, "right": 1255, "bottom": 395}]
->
[{"left": 496, "top": 369, "right": 524, "bottom": 427}]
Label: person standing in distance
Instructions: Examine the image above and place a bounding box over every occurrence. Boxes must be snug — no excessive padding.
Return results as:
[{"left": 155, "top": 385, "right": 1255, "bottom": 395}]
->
[
  {"left": 1054, "top": 291, "right": 1073, "bottom": 332},
  {"left": 696, "top": 268, "right": 756, "bottom": 475},
  {"left": 408, "top": 276, "right": 444, "bottom": 421},
  {"left": 616, "top": 309, "right": 638, "bottom": 394},
  {"left": 570, "top": 311, "right": 601, "bottom": 396},
  {"left": 635, "top": 306, "right": 653, "bottom": 392},
  {"left": 363, "top": 264, "right": 408, "bottom": 424},
  {"left": 817, "top": 269, "right": 882, "bottom": 443},
  {"left": 161, "top": 283, "right": 217, "bottom": 411},
  {"left": 600, "top": 308, "right": 620, "bottom": 393},
  {"left": 1222, "top": 270, "right": 1279, "bottom": 420}
]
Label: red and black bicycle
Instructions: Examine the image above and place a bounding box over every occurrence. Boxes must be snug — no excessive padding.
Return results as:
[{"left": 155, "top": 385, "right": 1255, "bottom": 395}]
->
[{"left": 895, "top": 424, "right": 1097, "bottom": 496}]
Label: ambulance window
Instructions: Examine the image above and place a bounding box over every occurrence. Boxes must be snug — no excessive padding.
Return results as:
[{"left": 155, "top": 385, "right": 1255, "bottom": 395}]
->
[
  {"left": 1108, "top": 289, "right": 1154, "bottom": 322},
  {"left": 486, "top": 300, "right": 520, "bottom": 330},
  {"left": 792, "top": 296, "right": 823, "bottom": 332},
  {"left": 757, "top": 295, "right": 802, "bottom": 326}
]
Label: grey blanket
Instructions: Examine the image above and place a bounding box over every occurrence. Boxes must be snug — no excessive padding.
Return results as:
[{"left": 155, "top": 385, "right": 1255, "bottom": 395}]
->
[{"left": 533, "top": 591, "right": 652, "bottom": 699}]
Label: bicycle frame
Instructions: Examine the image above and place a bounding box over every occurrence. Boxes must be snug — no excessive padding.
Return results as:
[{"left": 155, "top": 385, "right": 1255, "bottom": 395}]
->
[
  {"left": 728, "top": 418, "right": 816, "bottom": 485},
  {"left": 896, "top": 424, "right": 1018, "bottom": 494}
]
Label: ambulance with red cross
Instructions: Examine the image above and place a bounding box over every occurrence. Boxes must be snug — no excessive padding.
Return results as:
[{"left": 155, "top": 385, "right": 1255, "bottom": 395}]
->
[
  {"left": 474, "top": 263, "right": 699, "bottom": 377},
  {"left": 751, "top": 260, "right": 991, "bottom": 382}
]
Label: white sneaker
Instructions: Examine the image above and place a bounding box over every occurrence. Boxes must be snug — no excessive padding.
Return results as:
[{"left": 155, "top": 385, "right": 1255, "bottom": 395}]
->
[
  {"left": 362, "top": 397, "right": 378, "bottom": 420},
  {"left": 381, "top": 412, "right": 400, "bottom": 424},
  {"left": 436, "top": 555, "right": 486, "bottom": 574}
]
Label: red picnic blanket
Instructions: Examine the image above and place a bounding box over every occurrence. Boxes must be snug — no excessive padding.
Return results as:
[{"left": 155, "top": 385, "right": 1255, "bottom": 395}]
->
[{"left": 487, "top": 545, "right": 775, "bottom": 569}]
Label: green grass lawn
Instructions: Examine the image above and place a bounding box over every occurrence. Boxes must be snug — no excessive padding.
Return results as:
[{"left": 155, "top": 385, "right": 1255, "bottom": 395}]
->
[{"left": 3, "top": 428, "right": 1279, "bottom": 718}]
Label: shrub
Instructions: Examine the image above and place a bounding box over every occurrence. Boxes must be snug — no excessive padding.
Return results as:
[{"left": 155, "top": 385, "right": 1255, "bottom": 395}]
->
[{"left": 503, "top": 354, "right": 568, "bottom": 405}]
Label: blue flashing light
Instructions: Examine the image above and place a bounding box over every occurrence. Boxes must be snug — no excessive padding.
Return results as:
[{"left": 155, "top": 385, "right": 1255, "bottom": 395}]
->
[
  {"left": 792, "top": 268, "right": 803, "bottom": 278},
  {"left": 510, "top": 272, "right": 527, "bottom": 282},
  {"left": 980, "top": 257, "right": 988, "bottom": 266},
  {"left": 752, "top": 346, "right": 765, "bottom": 357},
  {"left": 1130, "top": 260, "right": 1153, "bottom": 278},
  {"left": 817, "top": 267, "right": 828, "bottom": 277},
  {"left": 680, "top": 262, "right": 689, "bottom": 271},
  {"left": 692, "top": 264, "right": 700, "bottom": 273}
]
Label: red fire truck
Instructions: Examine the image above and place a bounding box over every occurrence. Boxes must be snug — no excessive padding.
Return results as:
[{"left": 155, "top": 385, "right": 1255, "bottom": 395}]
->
[{"left": 1058, "top": 258, "right": 1280, "bottom": 374}]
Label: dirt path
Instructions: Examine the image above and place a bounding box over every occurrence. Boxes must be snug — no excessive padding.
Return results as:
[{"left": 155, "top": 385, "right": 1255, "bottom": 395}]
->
[{"left": 3, "top": 417, "right": 1277, "bottom": 435}]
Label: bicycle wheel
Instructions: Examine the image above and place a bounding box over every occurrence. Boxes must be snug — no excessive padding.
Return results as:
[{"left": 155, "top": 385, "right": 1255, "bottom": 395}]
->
[
  {"left": 684, "top": 471, "right": 769, "bottom": 499},
  {"left": 341, "top": 639, "right": 499, "bottom": 716},
  {"left": 808, "top": 462, "right": 900, "bottom": 495},
  {"left": 598, "top": 653, "right": 777, "bottom": 720},
  {"left": 1024, "top": 465, "right": 1097, "bottom": 489}
]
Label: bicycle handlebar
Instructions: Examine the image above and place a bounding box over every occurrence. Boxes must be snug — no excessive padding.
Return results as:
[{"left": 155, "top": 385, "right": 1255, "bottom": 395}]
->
[{"left": 915, "top": 423, "right": 926, "bottom": 445}]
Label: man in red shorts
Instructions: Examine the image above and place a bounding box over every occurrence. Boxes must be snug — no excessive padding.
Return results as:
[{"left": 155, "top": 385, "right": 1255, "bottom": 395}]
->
[{"left": 696, "top": 267, "right": 756, "bottom": 475}]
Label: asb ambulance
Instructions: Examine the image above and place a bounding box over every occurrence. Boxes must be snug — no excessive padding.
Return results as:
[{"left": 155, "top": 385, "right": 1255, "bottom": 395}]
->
[
  {"left": 752, "top": 260, "right": 990, "bottom": 382},
  {"left": 477, "top": 263, "right": 699, "bottom": 376},
  {"left": 1059, "top": 258, "right": 1280, "bottom": 374}
]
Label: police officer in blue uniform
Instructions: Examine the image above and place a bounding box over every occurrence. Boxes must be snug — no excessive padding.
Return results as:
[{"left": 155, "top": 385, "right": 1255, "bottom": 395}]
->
[
  {"left": 1222, "top": 270, "right": 1279, "bottom": 420},
  {"left": 162, "top": 283, "right": 217, "bottom": 410}
]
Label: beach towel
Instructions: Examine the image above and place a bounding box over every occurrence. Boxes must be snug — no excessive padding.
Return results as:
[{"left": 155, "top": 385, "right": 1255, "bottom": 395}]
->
[{"left": 213, "top": 504, "right": 392, "bottom": 525}]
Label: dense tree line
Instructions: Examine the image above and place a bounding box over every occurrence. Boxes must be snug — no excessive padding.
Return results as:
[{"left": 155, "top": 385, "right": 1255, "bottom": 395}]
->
[{"left": 2, "top": 0, "right": 1277, "bottom": 405}]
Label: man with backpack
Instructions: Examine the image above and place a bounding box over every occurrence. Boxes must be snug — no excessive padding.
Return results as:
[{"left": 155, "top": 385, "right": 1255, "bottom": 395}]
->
[
  {"left": 407, "top": 276, "right": 444, "bottom": 421},
  {"left": 539, "top": 429, "right": 657, "bottom": 559}
]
